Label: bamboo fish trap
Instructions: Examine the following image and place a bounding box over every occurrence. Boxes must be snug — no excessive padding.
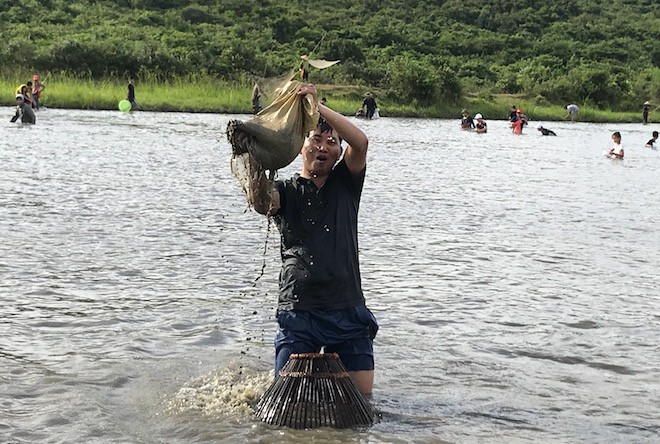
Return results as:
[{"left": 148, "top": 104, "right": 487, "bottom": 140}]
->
[{"left": 254, "top": 353, "right": 374, "bottom": 429}]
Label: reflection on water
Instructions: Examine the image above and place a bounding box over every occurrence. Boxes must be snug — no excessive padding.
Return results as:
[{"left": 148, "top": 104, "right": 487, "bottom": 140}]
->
[{"left": 1, "top": 108, "right": 659, "bottom": 443}]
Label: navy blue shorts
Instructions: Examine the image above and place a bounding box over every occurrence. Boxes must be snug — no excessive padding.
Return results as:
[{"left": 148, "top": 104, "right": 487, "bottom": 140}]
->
[{"left": 274, "top": 305, "right": 378, "bottom": 375}]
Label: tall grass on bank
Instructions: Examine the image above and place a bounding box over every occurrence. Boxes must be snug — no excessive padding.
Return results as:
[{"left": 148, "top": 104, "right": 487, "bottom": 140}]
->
[
  {"left": 2, "top": 72, "right": 253, "bottom": 113},
  {"left": 1, "top": 72, "right": 646, "bottom": 122}
]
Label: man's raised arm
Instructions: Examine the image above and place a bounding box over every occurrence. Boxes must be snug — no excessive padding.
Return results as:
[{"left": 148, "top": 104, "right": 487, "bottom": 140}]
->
[{"left": 299, "top": 84, "right": 369, "bottom": 176}]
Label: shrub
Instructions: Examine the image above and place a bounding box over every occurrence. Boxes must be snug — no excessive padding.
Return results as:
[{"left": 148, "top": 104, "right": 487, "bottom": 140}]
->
[{"left": 386, "top": 53, "right": 461, "bottom": 105}]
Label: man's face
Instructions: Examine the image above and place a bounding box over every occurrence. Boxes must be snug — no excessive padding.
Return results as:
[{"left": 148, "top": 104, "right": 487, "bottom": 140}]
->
[{"left": 301, "top": 129, "right": 342, "bottom": 176}]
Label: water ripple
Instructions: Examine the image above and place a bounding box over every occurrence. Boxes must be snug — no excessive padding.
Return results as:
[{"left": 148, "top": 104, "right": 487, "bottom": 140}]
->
[{"left": 1, "top": 110, "right": 659, "bottom": 443}]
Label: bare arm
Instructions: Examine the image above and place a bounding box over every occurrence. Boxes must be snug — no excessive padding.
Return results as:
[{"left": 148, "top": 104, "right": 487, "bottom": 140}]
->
[
  {"left": 298, "top": 84, "right": 368, "bottom": 175},
  {"left": 318, "top": 102, "right": 368, "bottom": 175},
  {"left": 298, "top": 83, "right": 369, "bottom": 175}
]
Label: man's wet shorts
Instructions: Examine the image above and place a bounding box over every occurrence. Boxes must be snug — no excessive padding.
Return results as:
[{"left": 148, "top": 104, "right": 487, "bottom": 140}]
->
[{"left": 274, "top": 305, "right": 378, "bottom": 374}]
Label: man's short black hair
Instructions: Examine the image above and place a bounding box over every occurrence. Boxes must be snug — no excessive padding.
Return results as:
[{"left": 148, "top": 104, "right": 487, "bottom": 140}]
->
[
  {"left": 318, "top": 120, "right": 343, "bottom": 145},
  {"left": 653, "top": 131, "right": 659, "bottom": 138}
]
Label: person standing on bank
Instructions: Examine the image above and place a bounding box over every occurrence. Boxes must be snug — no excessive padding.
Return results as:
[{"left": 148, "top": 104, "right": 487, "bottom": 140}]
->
[
  {"left": 300, "top": 62, "right": 309, "bottom": 81},
  {"left": 565, "top": 104, "right": 579, "bottom": 122},
  {"left": 32, "top": 74, "right": 45, "bottom": 109},
  {"left": 127, "top": 78, "right": 137, "bottom": 109},
  {"left": 642, "top": 101, "right": 651, "bottom": 124},
  {"left": 249, "top": 83, "right": 378, "bottom": 396},
  {"left": 251, "top": 83, "right": 262, "bottom": 114}
]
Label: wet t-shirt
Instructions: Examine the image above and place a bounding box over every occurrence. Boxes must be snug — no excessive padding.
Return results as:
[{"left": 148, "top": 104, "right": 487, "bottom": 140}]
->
[{"left": 273, "top": 159, "right": 365, "bottom": 311}]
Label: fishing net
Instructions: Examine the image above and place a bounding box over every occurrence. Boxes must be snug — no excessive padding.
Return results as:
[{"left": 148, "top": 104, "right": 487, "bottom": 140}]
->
[
  {"left": 227, "top": 71, "right": 319, "bottom": 210},
  {"left": 254, "top": 353, "right": 374, "bottom": 429}
]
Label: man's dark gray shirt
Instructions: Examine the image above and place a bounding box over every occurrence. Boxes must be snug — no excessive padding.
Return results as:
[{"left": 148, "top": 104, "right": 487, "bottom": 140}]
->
[{"left": 273, "top": 159, "right": 365, "bottom": 311}]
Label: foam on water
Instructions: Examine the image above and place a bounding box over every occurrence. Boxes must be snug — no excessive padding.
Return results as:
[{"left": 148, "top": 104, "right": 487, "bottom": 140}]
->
[{"left": 166, "top": 365, "right": 272, "bottom": 418}]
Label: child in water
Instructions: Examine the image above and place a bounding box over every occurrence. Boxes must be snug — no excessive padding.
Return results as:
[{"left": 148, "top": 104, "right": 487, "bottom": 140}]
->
[{"left": 609, "top": 132, "right": 624, "bottom": 158}]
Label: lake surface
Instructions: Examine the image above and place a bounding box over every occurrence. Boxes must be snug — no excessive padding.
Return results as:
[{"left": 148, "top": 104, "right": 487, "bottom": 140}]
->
[{"left": 1, "top": 108, "right": 659, "bottom": 443}]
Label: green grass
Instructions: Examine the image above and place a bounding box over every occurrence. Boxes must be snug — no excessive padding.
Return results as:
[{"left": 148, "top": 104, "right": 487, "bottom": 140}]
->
[
  {"left": 1, "top": 73, "right": 647, "bottom": 123},
  {"left": 2, "top": 72, "right": 252, "bottom": 113}
]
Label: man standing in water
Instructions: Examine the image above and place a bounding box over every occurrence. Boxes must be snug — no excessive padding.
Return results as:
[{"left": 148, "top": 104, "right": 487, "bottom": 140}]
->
[
  {"left": 12, "top": 94, "right": 36, "bottom": 124},
  {"left": 362, "top": 92, "right": 378, "bottom": 119},
  {"left": 249, "top": 83, "right": 378, "bottom": 396}
]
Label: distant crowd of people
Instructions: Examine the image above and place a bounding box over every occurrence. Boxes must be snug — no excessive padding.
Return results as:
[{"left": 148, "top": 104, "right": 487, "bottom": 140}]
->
[{"left": 457, "top": 101, "right": 658, "bottom": 159}]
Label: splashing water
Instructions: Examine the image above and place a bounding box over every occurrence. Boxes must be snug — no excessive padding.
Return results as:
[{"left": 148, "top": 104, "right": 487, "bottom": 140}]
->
[{"left": 166, "top": 365, "right": 273, "bottom": 418}]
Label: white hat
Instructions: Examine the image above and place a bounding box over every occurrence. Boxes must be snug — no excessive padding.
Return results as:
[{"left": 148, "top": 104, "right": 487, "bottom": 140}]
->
[
  {"left": 15, "top": 94, "right": 24, "bottom": 100},
  {"left": 537, "top": 124, "right": 543, "bottom": 129},
  {"left": 474, "top": 113, "right": 483, "bottom": 120}
]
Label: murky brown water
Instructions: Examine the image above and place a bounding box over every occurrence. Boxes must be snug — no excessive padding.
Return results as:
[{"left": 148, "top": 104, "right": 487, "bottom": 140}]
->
[{"left": 1, "top": 108, "right": 659, "bottom": 443}]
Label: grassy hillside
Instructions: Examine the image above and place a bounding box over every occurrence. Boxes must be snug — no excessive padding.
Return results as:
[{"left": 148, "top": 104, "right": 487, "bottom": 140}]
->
[{"left": 1, "top": 0, "right": 658, "bottom": 112}]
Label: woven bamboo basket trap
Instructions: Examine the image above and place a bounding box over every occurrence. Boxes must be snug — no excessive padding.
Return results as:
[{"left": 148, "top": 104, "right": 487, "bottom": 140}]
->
[{"left": 254, "top": 353, "right": 374, "bottom": 429}]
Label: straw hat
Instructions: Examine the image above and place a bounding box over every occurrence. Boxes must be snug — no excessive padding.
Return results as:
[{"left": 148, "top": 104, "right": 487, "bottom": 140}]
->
[{"left": 644, "top": 101, "right": 651, "bottom": 105}]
